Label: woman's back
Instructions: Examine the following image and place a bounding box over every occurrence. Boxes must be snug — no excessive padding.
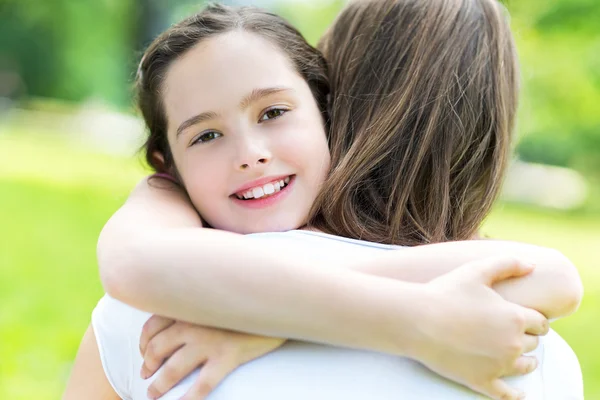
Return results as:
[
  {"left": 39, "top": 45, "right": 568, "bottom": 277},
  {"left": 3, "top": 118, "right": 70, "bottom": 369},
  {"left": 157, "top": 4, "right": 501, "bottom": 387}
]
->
[{"left": 92, "top": 231, "right": 582, "bottom": 400}]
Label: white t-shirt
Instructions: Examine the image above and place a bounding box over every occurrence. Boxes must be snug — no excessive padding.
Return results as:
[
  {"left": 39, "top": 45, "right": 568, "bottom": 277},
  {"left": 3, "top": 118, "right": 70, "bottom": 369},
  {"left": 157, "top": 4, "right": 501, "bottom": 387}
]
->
[{"left": 92, "top": 230, "right": 583, "bottom": 399}]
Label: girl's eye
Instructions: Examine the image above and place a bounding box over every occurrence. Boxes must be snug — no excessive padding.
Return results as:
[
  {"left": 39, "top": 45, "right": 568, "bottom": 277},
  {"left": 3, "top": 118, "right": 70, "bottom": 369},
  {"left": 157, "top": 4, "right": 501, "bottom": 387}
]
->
[
  {"left": 259, "top": 107, "right": 288, "bottom": 122},
  {"left": 192, "top": 131, "right": 222, "bottom": 145}
]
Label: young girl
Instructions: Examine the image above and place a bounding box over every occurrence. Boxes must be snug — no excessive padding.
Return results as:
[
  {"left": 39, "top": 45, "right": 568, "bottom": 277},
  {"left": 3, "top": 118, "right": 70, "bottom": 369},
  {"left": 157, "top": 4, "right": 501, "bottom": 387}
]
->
[{"left": 64, "top": 1, "right": 582, "bottom": 400}]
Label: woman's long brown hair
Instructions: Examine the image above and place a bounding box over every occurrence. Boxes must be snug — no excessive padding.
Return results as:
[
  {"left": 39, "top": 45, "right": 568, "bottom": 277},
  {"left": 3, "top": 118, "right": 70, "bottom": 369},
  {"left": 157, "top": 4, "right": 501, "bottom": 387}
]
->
[{"left": 310, "top": 0, "right": 519, "bottom": 245}]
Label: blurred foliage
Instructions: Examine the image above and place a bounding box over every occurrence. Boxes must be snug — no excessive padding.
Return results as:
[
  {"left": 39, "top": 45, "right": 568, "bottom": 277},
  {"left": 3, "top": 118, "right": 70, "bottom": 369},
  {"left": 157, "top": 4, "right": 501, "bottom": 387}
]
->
[
  {"left": 1, "top": 0, "right": 598, "bottom": 174},
  {"left": 504, "top": 0, "right": 600, "bottom": 176},
  {"left": 0, "top": 0, "right": 136, "bottom": 106}
]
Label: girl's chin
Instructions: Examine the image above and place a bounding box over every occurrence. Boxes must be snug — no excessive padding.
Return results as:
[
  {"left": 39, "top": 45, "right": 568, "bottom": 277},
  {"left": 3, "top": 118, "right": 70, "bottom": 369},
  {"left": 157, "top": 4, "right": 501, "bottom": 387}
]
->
[
  {"left": 241, "top": 215, "right": 305, "bottom": 234},
  {"left": 208, "top": 218, "right": 300, "bottom": 235},
  {"left": 243, "top": 221, "right": 300, "bottom": 234}
]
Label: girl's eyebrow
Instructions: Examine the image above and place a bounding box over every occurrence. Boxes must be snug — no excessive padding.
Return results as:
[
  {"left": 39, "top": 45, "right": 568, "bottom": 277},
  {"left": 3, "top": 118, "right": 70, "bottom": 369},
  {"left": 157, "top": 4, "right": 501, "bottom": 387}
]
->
[
  {"left": 176, "top": 86, "right": 294, "bottom": 140},
  {"left": 176, "top": 111, "right": 220, "bottom": 139},
  {"left": 239, "top": 86, "right": 294, "bottom": 110}
]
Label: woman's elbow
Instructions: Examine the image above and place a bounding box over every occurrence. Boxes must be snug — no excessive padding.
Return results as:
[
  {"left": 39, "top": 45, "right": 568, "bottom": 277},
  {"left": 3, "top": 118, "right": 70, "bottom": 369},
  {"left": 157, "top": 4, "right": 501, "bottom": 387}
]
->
[{"left": 550, "top": 251, "right": 584, "bottom": 318}]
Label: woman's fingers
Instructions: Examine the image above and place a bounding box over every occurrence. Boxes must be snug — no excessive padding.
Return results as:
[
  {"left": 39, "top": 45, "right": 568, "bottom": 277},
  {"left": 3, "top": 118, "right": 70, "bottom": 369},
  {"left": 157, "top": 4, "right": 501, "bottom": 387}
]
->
[
  {"left": 522, "top": 308, "right": 549, "bottom": 336},
  {"left": 140, "top": 315, "right": 176, "bottom": 356},
  {"left": 142, "top": 324, "right": 188, "bottom": 378},
  {"left": 146, "top": 347, "right": 207, "bottom": 400},
  {"left": 504, "top": 355, "right": 539, "bottom": 378},
  {"left": 180, "top": 358, "right": 237, "bottom": 400}
]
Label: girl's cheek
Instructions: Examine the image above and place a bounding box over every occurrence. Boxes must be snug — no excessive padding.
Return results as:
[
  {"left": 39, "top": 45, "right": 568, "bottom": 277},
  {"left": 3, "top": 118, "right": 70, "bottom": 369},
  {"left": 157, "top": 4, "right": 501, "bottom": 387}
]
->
[{"left": 180, "top": 157, "right": 216, "bottom": 194}]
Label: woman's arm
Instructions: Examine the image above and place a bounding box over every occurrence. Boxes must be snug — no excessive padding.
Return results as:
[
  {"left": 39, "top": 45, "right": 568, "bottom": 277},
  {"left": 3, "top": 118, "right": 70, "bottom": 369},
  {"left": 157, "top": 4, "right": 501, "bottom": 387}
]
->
[{"left": 62, "top": 326, "right": 121, "bottom": 400}]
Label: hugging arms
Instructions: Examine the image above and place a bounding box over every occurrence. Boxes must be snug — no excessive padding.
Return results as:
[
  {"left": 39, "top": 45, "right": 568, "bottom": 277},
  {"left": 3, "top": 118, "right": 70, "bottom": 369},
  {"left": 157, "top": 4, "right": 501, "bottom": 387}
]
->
[{"left": 85, "top": 176, "right": 581, "bottom": 400}]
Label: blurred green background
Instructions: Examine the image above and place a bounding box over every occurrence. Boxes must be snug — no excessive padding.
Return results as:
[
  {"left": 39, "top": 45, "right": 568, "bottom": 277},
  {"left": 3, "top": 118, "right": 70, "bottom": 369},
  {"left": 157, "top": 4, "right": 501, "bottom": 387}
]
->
[{"left": 0, "top": 0, "right": 598, "bottom": 398}]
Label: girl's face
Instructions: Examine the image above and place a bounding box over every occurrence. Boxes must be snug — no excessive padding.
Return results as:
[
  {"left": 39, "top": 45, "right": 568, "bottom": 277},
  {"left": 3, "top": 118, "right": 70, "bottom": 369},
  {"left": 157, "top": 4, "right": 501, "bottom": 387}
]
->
[{"left": 163, "top": 31, "right": 331, "bottom": 234}]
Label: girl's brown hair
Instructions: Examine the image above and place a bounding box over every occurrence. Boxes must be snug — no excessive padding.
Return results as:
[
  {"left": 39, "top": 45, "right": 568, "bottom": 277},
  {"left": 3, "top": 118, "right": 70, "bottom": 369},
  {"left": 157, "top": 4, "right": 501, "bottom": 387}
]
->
[
  {"left": 136, "top": 3, "right": 329, "bottom": 174},
  {"left": 310, "top": 0, "right": 519, "bottom": 245}
]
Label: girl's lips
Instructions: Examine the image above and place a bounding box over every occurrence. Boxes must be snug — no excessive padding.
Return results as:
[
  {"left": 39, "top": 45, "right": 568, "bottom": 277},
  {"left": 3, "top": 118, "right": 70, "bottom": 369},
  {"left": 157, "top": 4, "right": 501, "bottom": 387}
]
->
[
  {"left": 231, "top": 175, "right": 295, "bottom": 209},
  {"left": 232, "top": 174, "right": 292, "bottom": 196}
]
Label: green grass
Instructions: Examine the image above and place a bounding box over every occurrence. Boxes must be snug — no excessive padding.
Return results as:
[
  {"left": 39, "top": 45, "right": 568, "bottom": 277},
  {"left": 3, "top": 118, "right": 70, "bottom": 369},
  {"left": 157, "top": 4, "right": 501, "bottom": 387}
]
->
[
  {"left": 0, "top": 133, "right": 145, "bottom": 399},
  {"left": 1, "top": 133, "right": 598, "bottom": 399}
]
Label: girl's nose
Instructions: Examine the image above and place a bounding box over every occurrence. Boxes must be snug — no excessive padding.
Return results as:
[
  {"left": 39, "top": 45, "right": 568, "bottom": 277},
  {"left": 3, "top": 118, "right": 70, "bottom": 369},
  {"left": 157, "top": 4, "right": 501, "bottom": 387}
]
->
[
  {"left": 239, "top": 157, "right": 269, "bottom": 171},
  {"left": 234, "top": 138, "right": 272, "bottom": 171}
]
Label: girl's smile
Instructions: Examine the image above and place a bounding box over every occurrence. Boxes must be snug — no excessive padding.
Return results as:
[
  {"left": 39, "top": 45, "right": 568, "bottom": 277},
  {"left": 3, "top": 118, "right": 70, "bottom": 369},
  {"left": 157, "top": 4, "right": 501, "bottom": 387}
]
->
[{"left": 231, "top": 175, "right": 295, "bottom": 210}]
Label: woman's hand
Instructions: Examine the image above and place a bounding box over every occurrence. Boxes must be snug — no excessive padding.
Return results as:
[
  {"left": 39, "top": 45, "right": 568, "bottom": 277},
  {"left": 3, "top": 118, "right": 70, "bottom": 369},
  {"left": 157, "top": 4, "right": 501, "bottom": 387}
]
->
[
  {"left": 139, "top": 315, "right": 286, "bottom": 400},
  {"left": 413, "top": 257, "right": 549, "bottom": 400}
]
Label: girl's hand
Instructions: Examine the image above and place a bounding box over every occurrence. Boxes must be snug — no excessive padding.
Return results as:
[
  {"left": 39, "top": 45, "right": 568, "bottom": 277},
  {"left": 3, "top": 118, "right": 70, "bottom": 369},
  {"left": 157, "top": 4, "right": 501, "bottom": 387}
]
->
[
  {"left": 415, "top": 257, "right": 549, "bottom": 400},
  {"left": 139, "top": 315, "right": 285, "bottom": 400}
]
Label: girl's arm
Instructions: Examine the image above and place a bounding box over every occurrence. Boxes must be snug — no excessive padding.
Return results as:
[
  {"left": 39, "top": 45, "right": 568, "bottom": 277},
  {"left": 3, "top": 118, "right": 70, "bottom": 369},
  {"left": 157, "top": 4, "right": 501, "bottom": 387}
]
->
[
  {"left": 99, "top": 178, "right": 555, "bottom": 399},
  {"left": 349, "top": 240, "right": 582, "bottom": 319},
  {"left": 62, "top": 326, "right": 121, "bottom": 400},
  {"left": 100, "top": 178, "right": 410, "bottom": 343},
  {"left": 100, "top": 180, "right": 428, "bottom": 350},
  {"left": 99, "top": 177, "right": 581, "bottom": 327}
]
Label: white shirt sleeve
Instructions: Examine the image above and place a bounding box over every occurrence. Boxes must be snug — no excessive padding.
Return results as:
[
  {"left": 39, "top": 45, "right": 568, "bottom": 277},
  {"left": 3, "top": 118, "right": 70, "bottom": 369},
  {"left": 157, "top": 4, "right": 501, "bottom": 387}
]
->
[{"left": 91, "top": 294, "right": 138, "bottom": 400}]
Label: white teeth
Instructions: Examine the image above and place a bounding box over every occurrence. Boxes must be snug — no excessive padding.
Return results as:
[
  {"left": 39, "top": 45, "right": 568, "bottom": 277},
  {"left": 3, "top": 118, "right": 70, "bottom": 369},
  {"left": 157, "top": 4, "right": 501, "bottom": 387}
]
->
[
  {"left": 263, "top": 183, "right": 275, "bottom": 195},
  {"left": 252, "top": 187, "right": 265, "bottom": 199},
  {"left": 236, "top": 176, "right": 291, "bottom": 200}
]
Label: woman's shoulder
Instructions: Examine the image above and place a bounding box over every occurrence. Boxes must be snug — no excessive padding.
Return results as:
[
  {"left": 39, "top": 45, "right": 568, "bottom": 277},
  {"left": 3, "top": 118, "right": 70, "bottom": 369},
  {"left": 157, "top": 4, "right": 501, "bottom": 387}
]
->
[
  {"left": 248, "top": 230, "right": 400, "bottom": 250},
  {"left": 92, "top": 294, "right": 151, "bottom": 334},
  {"left": 541, "top": 329, "right": 584, "bottom": 399},
  {"left": 91, "top": 295, "right": 152, "bottom": 399}
]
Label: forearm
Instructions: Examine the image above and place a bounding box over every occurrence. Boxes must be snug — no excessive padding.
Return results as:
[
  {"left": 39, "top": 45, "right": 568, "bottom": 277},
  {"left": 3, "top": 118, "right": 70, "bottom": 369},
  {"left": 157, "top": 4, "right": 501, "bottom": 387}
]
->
[
  {"left": 349, "top": 240, "right": 583, "bottom": 319},
  {"left": 100, "top": 227, "right": 422, "bottom": 354}
]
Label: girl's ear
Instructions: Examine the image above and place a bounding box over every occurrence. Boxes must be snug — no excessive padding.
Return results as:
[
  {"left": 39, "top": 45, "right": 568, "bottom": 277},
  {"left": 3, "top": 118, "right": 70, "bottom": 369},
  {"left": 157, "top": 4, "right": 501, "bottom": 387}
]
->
[
  {"left": 153, "top": 151, "right": 180, "bottom": 181},
  {"left": 152, "top": 151, "right": 171, "bottom": 174},
  {"left": 152, "top": 151, "right": 165, "bottom": 165}
]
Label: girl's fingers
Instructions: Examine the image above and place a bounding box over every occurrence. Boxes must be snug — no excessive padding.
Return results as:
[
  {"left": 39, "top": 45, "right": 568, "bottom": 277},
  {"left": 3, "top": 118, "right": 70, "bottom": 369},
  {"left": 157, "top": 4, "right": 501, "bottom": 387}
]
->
[
  {"left": 505, "top": 355, "right": 539, "bottom": 377},
  {"left": 485, "top": 378, "right": 526, "bottom": 400},
  {"left": 140, "top": 315, "right": 176, "bottom": 356},
  {"left": 180, "top": 358, "right": 237, "bottom": 400},
  {"left": 146, "top": 348, "right": 207, "bottom": 400},
  {"left": 522, "top": 334, "right": 540, "bottom": 354},
  {"left": 522, "top": 308, "right": 549, "bottom": 336},
  {"left": 478, "top": 257, "right": 535, "bottom": 286}
]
